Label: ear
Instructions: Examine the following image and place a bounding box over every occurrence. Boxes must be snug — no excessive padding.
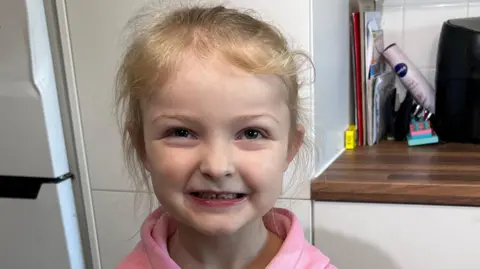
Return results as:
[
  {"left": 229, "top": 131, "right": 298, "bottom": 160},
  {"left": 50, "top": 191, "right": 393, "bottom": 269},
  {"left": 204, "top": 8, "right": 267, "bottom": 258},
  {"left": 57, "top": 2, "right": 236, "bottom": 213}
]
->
[
  {"left": 137, "top": 136, "right": 151, "bottom": 173},
  {"left": 140, "top": 145, "right": 153, "bottom": 173},
  {"left": 137, "top": 118, "right": 152, "bottom": 173},
  {"left": 143, "top": 156, "right": 152, "bottom": 173},
  {"left": 130, "top": 125, "right": 152, "bottom": 173},
  {"left": 286, "top": 124, "right": 305, "bottom": 169}
]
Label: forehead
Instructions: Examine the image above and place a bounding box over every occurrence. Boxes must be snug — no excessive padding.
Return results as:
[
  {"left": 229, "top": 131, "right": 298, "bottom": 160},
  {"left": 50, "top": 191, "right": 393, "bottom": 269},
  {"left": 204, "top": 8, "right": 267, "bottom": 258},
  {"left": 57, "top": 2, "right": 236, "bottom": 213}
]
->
[{"left": 144, "top": 57, "right": 289, "bottom": 119}]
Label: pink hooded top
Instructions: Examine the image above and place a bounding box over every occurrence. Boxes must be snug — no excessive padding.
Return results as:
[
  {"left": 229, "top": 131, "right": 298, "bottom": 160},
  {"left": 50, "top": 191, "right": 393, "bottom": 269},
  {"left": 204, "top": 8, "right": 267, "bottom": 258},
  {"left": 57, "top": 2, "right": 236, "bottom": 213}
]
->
[{"left": 116, "top": 207, "right": 336, "bottom": 269}]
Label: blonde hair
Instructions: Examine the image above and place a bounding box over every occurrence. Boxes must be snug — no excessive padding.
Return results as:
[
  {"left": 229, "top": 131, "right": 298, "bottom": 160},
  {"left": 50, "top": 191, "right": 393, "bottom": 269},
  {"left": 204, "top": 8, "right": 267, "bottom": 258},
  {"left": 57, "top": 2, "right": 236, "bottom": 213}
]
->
[{"left": 115, "top": 2, "right": 316, "bottom": 196}]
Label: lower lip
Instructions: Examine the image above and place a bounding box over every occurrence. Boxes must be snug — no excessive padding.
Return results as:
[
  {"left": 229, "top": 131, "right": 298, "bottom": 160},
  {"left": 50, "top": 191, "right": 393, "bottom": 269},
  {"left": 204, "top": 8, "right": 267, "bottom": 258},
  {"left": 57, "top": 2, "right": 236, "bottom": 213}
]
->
[{"left": 189, "top": 195, "right": 247, "bottom": 208}]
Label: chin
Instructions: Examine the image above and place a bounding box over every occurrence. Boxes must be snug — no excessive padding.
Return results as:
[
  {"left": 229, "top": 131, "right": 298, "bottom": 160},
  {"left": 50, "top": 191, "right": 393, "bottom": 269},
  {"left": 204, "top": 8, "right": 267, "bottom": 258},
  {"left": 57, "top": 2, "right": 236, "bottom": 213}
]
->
[
  {"left": 200, "top": 221, "right": 245, "bottom": 236},
  {"left": 161, "top": 194, "right": 269, "bottom": 237},
  {"left": 188, "top": 211, "right": 251, "bottom": 236}
]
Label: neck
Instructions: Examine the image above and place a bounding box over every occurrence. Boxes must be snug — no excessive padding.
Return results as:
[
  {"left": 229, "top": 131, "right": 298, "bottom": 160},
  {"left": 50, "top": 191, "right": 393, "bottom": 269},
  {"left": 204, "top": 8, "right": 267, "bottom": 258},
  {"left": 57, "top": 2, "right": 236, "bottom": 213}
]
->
[{"left": 168, "top": 217, "right": 281, "bottom": 269}]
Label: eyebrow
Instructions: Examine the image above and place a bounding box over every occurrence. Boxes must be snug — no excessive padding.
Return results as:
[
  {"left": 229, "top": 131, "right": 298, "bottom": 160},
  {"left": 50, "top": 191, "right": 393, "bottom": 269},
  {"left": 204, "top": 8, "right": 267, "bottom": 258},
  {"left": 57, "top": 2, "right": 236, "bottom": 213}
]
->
[
  {"left": 152, "top": 114, "right": 198, "bottom": 125},
  {"left": 152, "top": 113, "right": 280, "bottom": 124},
  {"left": 234, "top": 114, "right": 280, "bottom": 124}
]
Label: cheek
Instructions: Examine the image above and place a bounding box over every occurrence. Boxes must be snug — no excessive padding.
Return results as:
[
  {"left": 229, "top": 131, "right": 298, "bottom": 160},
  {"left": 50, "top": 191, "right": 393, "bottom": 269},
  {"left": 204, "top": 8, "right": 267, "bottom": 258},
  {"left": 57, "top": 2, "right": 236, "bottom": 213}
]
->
[
  {"left": 147, "top": 143, "right": 197, "bottom": 191},
  {"left": 237, "top": 144, "right": 288, "bottom": 193}
]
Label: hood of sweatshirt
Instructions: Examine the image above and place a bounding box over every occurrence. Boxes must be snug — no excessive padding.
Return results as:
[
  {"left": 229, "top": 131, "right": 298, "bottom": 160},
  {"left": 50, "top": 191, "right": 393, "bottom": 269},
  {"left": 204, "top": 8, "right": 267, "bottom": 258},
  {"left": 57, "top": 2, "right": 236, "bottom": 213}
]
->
[{"left": 116, "top": 206, "right": 336, "bottom": 269}]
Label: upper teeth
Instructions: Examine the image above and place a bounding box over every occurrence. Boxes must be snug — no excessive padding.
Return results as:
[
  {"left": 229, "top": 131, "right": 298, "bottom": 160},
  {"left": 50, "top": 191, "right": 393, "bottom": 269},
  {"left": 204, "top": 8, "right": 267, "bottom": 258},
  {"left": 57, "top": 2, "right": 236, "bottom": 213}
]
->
[{"left": 198, "top": 193, "right": 239, "bottom": 199}]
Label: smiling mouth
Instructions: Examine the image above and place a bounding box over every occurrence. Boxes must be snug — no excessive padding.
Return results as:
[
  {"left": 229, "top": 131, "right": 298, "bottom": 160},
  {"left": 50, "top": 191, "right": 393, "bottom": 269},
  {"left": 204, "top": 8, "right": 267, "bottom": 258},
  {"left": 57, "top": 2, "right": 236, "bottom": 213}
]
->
[{"left": 190, "top": 192, "right": 247, "bottom": 200}]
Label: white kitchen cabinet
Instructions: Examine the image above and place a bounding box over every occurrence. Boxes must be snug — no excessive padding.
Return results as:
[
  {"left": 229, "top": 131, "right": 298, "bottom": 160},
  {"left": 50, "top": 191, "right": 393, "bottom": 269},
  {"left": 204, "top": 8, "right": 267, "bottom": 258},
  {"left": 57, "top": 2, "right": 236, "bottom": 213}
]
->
[
  {"left": 92, "top": 190, "right": 312, "bottom": 269},
  {"left": 313, "top": 201, "right": 480, "bottom": 269}
]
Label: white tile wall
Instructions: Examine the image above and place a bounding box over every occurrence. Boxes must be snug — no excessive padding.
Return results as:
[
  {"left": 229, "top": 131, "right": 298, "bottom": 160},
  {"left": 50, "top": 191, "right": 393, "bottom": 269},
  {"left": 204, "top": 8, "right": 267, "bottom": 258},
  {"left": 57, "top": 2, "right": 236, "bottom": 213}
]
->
[
  {"left": 380, "top": 0, "right": 480, "bottom": 88},
  {"left": 312, "top": 0, "right": 351, "bottom": 178}
]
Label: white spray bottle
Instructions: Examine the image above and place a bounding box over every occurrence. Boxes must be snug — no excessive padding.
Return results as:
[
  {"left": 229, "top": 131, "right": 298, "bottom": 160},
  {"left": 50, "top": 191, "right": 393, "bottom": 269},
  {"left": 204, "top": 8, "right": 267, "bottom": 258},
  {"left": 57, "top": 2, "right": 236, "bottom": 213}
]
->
[{"left": 382, "top": 43, "right": 436, "bottom": 119}]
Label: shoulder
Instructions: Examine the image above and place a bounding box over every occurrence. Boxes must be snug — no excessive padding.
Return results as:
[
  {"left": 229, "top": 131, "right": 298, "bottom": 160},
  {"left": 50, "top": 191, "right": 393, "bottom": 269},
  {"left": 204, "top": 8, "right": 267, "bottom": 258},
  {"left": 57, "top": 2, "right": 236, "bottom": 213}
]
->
[
  {"left": 116, "top": 207, "right": 175, "bottom": 269},
  {"left": 297, "top": 242, "right": 337, "bottom": 269},
  {"left": 116, "top": 243, "right": 152, "bottom": 269},
  {"left": 266, "top": 208, "right": 337, "bottom": 269}
]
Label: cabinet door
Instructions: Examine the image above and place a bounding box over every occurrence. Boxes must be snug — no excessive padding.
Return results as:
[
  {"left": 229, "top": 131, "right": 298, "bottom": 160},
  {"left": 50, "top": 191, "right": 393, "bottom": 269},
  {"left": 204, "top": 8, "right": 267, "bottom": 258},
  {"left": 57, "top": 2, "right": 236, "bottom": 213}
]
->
[
  {"left": 313, "top": 201, "right": 480, "bottom": 269},
  {"left": 63, "top": 0, "right": 311, "bottom": 198}
]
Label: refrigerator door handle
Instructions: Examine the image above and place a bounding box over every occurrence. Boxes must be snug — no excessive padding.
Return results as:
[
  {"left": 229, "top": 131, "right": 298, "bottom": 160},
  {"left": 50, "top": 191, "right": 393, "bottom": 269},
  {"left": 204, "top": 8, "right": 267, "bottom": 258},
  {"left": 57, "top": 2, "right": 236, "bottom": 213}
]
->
[{"left": 0, "top": 173, "right": 73, "bottom": 199}]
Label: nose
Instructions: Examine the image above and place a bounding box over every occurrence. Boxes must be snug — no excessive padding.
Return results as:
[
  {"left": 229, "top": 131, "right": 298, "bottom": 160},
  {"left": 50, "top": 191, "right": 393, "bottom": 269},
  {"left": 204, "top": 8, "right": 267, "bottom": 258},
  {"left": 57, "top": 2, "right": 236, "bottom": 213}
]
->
[{"left": 199, "top": 142, "right": 235, "bottom": 180}]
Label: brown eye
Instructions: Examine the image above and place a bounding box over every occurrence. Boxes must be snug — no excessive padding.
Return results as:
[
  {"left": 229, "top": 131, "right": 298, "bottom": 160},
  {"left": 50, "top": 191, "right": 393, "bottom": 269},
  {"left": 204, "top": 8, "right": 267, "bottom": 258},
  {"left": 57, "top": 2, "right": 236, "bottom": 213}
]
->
[
  {"left": 244, "top": 129, "right": 259, "bottom": 139},
  {"left": 238, "top": 128, "right": 265, "bottom": 140},
  {"left": 169, "top": 128, "right": 192, "bottom": 138}
]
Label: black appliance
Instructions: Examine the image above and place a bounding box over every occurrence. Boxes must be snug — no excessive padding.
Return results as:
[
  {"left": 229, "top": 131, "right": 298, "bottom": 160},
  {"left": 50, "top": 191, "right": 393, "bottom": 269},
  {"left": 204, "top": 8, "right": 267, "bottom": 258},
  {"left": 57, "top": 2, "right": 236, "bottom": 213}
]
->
[{"left": 434, "top": 16, "right": 480, "bottom": 143}]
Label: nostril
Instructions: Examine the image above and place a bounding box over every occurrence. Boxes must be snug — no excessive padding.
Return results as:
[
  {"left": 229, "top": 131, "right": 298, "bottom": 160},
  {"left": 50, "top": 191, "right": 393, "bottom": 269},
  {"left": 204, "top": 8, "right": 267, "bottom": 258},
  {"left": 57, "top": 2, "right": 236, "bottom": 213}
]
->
[
  {"left": 199, "top": 146, "right": 234, "bottom": 178},
  {"left": 199, "top": 164, "right": 234, "bottom": 179},
  {"left": 200, "top": 170, "right": 233, "bottom": 180}
]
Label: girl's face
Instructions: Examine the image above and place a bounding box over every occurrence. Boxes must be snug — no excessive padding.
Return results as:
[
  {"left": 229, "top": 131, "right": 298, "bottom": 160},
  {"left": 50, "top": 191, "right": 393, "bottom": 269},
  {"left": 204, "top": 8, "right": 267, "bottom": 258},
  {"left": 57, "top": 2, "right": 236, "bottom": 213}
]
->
[{"left": 141, "top": 56, "right": 303, "bottom": 236}]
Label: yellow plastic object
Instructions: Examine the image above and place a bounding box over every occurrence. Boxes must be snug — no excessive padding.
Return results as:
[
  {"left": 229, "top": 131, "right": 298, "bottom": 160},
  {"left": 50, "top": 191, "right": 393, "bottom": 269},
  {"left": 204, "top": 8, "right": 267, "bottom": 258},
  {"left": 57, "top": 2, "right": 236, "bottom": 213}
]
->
[{"left": 345, "top": 125, "right": 357, "bottom": 150}]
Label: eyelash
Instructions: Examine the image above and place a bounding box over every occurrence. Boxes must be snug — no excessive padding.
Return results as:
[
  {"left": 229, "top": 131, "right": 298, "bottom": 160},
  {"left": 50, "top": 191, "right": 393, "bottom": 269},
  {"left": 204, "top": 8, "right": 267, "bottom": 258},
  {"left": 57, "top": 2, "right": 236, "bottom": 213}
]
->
[
  {"left": 163, "top": 127, "right": 268, "bottom": 140},
  {"left": 236, "top": 128, "right": 267, "bottom": 140},
  {"left": 165, "top": 128, "right": 196, "bottom": 139}
]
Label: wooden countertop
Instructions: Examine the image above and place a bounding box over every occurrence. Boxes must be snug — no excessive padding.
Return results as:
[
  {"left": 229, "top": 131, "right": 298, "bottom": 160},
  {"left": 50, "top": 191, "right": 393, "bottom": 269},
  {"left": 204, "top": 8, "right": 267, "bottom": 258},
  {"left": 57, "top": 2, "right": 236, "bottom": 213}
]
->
[{"left": 311, "top": 141, "right": 480, "bottom": 207}]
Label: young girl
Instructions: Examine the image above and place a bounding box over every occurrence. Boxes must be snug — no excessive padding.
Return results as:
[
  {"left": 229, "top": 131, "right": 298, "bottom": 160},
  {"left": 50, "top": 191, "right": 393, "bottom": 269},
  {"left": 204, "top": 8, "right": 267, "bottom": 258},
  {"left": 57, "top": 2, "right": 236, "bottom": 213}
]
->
[{"left": 114, "top": 2, "right": 336, "bottom": 269}]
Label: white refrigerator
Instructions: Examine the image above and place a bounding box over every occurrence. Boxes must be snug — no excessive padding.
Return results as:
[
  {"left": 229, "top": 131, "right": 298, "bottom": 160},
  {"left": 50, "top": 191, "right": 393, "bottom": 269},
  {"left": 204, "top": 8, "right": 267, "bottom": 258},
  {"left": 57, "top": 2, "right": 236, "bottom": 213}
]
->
[{"left": 0, "top": 0, "right": 87, "bottom": 268}]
